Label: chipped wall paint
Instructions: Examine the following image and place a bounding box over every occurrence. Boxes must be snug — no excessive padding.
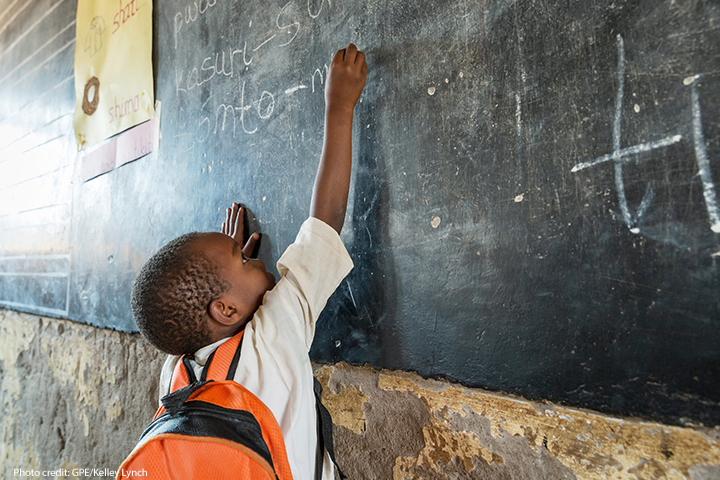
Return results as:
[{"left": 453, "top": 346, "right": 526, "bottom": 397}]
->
[
  {"left": 0, "top": 310, "right": 39, "bottom": 473},
  {"left": 315, "top": 367, "right": 370, "bottom": 434},
  {"left": 106, "top": 397, "right": 123, "bottom": 423},
  {"left": 2, "top": 308, "right": 719, "bottom": 480},
  {"left": 1, "top": 310, "right": 35, "bottom": 402},
  {"left": 40, "top": 327, "right": 118, "bottom": 410},
  {"left": 315, "top": 363, "right": 720, "bottom": 480},
  {"left": 0, "top": 309, "right": 165, "bottom": 477}
]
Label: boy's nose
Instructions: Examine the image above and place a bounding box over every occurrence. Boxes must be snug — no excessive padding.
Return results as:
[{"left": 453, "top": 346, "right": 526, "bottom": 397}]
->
[{"left": 251, "top": 258, "right": 266, "bottom": 270}]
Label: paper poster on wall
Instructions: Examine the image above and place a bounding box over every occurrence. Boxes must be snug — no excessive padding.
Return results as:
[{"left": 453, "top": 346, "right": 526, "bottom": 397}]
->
[
  {"left": 80, "top": 102, "right": 161, "bottom": 182},
  {"left": 73, "top": 0, "right": 154, "bottom": 149}
]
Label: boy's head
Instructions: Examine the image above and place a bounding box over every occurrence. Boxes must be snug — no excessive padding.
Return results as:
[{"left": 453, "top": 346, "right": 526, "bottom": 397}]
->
[{"left": 131, "top": 231, "right": 275, "bottom": 355}]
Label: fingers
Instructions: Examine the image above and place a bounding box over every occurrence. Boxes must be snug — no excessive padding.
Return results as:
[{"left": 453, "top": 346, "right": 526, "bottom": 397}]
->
[
  {"left": 333, "top": 43, "right": 365, "bottom": 66},
  {"left": 221, "top": 202, "right": 261, "bottom": 257},
  {"left": 242, "top": 232, "right": 260, "bottom": 258},
  {"left": 231, "top": 203, "right": 243, "bottom": 242},
  {"left": 222, "top": 207, "right": 232, "bottom": 235},
  {"left": 221, "top": 202, "right": 244, "bottom": 242},
  {"left": 345, "top": 43, "right": 357, "bottom": 63}
]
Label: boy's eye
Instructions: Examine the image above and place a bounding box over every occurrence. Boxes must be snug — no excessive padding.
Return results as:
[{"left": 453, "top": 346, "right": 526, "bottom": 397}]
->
[{"left": 241, "top": 253, "right": 248, "bottom": 264}]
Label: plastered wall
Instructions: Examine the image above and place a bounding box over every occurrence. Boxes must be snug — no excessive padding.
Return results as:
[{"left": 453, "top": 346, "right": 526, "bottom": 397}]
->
[
  {"left": 0, "top": 309, "right": 164, "bottom": 478},
  {"left": 316, "top": 366, "right": 720, "bottom": 480},
  {"left": 1, "top": 308, "right": 719, "bottom": 480}
]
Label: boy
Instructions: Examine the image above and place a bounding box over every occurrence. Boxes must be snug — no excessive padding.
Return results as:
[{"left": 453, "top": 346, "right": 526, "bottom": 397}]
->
[{"left": 130, "top": 43, "right": 367, "bottom": 479}]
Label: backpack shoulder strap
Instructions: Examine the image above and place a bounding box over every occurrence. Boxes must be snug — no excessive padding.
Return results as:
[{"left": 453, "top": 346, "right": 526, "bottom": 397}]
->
[
  {"left": 167, "top": 330, "right": 244, "bottom": 394},
  {"left": 201, "top": 330, "right": 245, "bottom": 382},
  {"left": 314, "top": 377, "right": 346, "bottom": 480},
  {"left": 158, "top": 331, "right": 245, "bottom": 419},
  {"left": 168, "top": 355, "right": 196, "bottom": 394}
]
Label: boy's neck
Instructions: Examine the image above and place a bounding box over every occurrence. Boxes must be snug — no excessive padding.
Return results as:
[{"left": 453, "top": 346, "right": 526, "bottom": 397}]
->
[{"left": 207, "top": 317, "right": 249, "bottom": 343}]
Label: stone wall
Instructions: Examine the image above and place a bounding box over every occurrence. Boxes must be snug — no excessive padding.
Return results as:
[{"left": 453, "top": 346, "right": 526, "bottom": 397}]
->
[
  {"left": 1, "top": 309, "right": 719, "bottom": 479},
  {"left": 0, "top": 309, "right": 164, "bottom": 478}
]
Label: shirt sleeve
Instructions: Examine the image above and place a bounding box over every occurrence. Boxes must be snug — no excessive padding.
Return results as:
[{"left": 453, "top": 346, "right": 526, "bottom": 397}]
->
[{"left": 267, "top": 217, "right": 354, "bottom": 349}]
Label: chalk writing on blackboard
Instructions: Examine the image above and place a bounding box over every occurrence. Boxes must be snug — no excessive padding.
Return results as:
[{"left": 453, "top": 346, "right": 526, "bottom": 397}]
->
[
  {"left": 689, "top": 78, "right": 720, "bottom": 233},
  {"left": 170, "top": 0, "right": 332, "bottom": 155},
  {"left": 571, "top": 35, "right": 720, "bottom": 234}
]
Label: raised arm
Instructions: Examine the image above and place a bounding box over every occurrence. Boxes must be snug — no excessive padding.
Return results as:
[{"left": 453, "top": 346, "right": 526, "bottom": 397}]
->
[{"left": 309, "top": 43, "right": 368, "bottom": 233}]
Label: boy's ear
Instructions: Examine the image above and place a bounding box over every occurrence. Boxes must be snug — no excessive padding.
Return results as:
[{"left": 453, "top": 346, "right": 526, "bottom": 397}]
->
[{"left": 208, "top": 297, "right": 244, "bottom": 326}]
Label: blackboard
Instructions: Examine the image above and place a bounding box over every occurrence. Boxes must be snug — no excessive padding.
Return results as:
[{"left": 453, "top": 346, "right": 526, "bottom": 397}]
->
[
  {"left": 0, "top": 0, "right": 76, "bottom": 316},
  {"left": 2, "top": 0, "right": 719, "bottom": 427}
]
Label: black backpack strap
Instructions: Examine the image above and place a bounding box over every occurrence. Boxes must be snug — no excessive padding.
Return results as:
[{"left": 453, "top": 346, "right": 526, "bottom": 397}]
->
[
  {"left": 161, "top": 381, "right": 211, "bottom": 415},
  {"left": 166, "top": 354, "right": 200, "bottom": 396},
  {"left": 200, "top": 349, "right": 217, "bottom": 382},
  {"left": 226, "top": 335, "right": 243, "bottom": 380},
  {"left": 162, "top": 354, "right": 211, "bottom": 415},
  {"left": 182, "top": 355, "right": 198, "bottom": 384},
  {"left": 314, "top": 377, "right": 346, "bottom": 480},
  {"left": 195, "top": 331, "right": 244, "bottom": 382}
]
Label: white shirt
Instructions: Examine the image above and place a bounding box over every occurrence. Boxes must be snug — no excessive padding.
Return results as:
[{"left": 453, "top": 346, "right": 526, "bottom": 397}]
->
[{"left": 159, "top": 217, "right": 353, "bottom": 480}]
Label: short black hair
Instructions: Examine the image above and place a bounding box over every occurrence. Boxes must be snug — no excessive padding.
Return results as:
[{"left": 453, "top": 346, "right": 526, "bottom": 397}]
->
[{"left": 131, "top": 232, "right": 229, "bottom": 355}]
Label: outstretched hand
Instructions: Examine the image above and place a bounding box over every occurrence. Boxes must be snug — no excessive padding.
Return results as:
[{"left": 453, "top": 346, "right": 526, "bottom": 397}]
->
[
  {"left": 221, "top": 202, "right": 259, "bottom": 258},
  {"left": 310, "top": 43, "right": 368, "bottom": 233},
  {"left": 325, "top": 43, "right": 367, "bottom": 114}
]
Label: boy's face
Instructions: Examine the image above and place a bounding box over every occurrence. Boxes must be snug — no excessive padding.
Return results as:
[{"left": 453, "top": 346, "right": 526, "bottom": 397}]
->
[{"left": 192, "top": 232, "right": 276, "bottom": 319}]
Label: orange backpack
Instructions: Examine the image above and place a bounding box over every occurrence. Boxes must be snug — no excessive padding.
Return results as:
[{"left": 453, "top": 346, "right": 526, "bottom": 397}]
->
[{"left": 117, "top": 331, "right": 294, "bottom": 480}]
